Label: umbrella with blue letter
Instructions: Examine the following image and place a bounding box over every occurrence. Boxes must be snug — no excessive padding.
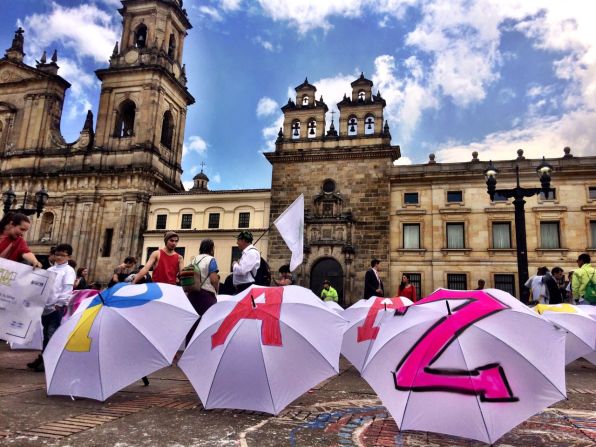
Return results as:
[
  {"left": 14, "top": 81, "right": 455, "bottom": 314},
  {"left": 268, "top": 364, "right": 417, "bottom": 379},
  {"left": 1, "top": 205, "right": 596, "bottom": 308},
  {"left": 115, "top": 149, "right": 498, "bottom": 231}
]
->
[{"left": 43, "top": 283, "right": 198, "bottom": 401}]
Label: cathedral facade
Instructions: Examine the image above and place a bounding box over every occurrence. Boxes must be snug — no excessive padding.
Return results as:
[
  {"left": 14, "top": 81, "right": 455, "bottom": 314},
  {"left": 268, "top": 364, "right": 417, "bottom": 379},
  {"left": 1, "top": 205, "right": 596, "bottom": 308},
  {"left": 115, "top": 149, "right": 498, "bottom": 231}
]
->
[{"left": 0, "top": 0, "right": 192, "bottom": 277}]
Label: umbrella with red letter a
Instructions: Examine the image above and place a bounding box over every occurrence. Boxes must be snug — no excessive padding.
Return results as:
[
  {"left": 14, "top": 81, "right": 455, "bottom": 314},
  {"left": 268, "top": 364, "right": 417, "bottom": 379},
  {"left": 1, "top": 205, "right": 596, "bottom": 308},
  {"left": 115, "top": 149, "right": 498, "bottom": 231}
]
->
[
  {"left": 179, "top": 285, "right": 346, "bottom": 415},
  {"left": 361, "top": 288, "right": 567, "bottom": 445},
  {"left": 341, "top": 296, "right": 412, "bottom": 372}
]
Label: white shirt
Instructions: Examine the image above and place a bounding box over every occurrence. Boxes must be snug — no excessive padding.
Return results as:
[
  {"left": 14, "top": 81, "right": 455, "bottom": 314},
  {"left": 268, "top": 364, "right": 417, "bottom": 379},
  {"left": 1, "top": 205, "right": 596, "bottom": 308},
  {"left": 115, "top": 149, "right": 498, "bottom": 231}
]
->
[
  {"left": 44, "top": 262, "right": 76, "bottom": 315},
  {"left": 233, "top": 245, "right": 260, "bottom": 286},
  {"left": 525, "top": 275, "right": 545, "bottom": 304}
]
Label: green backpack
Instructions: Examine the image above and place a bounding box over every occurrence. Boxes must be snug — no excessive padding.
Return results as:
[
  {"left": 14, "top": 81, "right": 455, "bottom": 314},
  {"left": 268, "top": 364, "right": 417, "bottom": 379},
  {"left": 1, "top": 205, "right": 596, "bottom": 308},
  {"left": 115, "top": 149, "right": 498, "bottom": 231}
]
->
[
  {"left": 179, "top": 255, "right": 209, "bottom": 293},
  {"left": 584, "top": 270, "right": 596, "bottom": 304}
]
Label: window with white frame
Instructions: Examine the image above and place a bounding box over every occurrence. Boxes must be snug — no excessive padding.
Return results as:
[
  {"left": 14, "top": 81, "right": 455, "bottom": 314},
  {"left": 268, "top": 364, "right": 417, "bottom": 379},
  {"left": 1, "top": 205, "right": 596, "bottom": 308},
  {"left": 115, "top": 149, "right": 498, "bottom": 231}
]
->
[
  {"left": 540, "top": 221, "right": 560, "bottom": 249},
  {"left": 403, "top": 223, "right": 421, "bottom": 249},
  {"left": 446, "top": 222, "right": 465, "bottom": 249},
  {"left": 539, "top": 188, "right": 556, "bottom": 201},
  {"left": 492, "top": 222, "right": 512, "bottom": 249}
]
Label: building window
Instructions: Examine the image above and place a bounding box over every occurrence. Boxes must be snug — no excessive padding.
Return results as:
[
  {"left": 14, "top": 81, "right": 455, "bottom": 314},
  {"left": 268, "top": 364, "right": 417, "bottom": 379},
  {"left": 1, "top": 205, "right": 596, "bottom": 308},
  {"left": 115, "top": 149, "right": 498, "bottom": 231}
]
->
[
  {"left": 493, "top": 192, "right": 508, "bottom": 202},
  {"left": 364, "top": 114, "right": 375, "bottom": 135},
  {"left": 208, "top": 213, "right": 220, "bottom": 229},
  {"left": 404, "top": 192, "right": 419, "bottom": 204},
  {"left": 403, "top": 272, "right": 422, "bottom": 299},
  {"left": 540, "top": 221, "right": 560, "bottom": 249},
  {"left": 238, "top": 212, "right": 250, "bottom": 228},
  {"left": 160, "top": 111, "right": 174, "bottom": 149},
  {"left": 114, "top": 100, "right": 136, "bottom": 137},
  {"left": 230, "top": 246, "right": 242, "bottom": 271},
  {"left": 591, "top": 221, "right": 596, "bottom": 249},
  {"left": 446, "top": 223, "right": 465, "bottom": 249},
  {"left": 403, "top": 224, "right": 420, "bottom": 249},
  {"left": 492, "top": 222, "right": 512, "bottom": 249},
  {"left": 146, "top": 247, "right": 158, "bottom": 263},
  {"left": 181, "top": 214, "right": 192, "bottom": 229},
  {"left": 447, "top": 190, "right": 463, "bottom": 203},
  {"left": 494, "top": 274, "right": 516, "bottom": 297},
  {"left": 174, "top": 247, "right": 185, "bottom": 259},
  {"left": 102, "top": 229, "right": 113, "bottom": 257},
  {"left": 291, "top": 120, "right": 301, "bottom": 139},
  {"left": 307, "top": 119, "right": 316, "bottom": 138},
  {"left": 348, "top": 116, "right": 358, "bottom": 136},
  {"left": 134, "top": 24, "right": 147, "bottom": 48},
  {"left": 589, "top": 187, "right": 596, "bottom": 200},
  {"left": 539, "top": 188, "right": 556, "bottom": 200},
  {"left": 156, "top": 214, "right": 167, "bottom": 230},
  {"left": 447, "top": 273, "right": 467, "bottom": 290}
]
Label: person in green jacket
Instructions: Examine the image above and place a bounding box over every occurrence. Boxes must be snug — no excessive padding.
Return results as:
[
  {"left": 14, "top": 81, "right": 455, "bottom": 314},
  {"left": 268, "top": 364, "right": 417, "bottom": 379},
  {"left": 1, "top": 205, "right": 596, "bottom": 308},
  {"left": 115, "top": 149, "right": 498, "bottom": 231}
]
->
[
  {"left": 320, "top": 279, "right": 338, "bottom": 302},
  {"left": 572, "top": 253, "right": 596, "bottom": 302}
]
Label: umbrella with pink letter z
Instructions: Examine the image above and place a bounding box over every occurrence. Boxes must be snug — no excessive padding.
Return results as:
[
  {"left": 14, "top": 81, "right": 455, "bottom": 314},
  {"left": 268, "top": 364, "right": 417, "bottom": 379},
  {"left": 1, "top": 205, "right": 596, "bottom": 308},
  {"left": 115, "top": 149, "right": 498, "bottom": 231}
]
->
[{"left": 361, "top": 288, "right": 567, "bottom": 445}]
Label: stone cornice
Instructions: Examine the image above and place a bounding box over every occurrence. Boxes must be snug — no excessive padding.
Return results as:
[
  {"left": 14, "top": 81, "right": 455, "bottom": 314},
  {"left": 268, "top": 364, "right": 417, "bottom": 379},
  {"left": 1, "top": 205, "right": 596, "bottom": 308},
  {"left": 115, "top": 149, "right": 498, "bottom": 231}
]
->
[
  {"left": 95, "top": 65, "right": 194, "bottom": 105},
  {"left": 264, "top": 145, "right": 400, "bottom": 164}
]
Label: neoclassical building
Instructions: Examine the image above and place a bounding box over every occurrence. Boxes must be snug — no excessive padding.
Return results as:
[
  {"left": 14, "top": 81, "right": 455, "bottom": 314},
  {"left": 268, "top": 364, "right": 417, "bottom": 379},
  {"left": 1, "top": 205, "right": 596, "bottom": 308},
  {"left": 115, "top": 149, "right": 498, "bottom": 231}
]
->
[
  {"left": 0, "top": 0, "right": 192, "bottom": 276},
  {"left": 141, "top": 73, "right": 596, "bottom": 305}
]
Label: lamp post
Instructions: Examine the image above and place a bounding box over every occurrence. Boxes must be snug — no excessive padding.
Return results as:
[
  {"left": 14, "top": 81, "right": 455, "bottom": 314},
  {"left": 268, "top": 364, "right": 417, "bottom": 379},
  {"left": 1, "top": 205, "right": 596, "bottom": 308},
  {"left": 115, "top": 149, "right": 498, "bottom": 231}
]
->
[
  {"left": 2, "top": 186, "right": 49, "bottom": 217},
  {"left": 483, "top": 157, "right": 554, "bottom": 304}
]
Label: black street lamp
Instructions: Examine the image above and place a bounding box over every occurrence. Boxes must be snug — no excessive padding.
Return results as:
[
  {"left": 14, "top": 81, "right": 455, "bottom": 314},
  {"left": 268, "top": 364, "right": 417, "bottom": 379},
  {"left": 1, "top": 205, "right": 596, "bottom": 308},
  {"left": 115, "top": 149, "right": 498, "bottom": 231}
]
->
[
  {"left": 483, "top": 157, "right": 554, "bottom": 304},
  {"left": 2, "top": 186, "right": 49, "bottom": 217}
]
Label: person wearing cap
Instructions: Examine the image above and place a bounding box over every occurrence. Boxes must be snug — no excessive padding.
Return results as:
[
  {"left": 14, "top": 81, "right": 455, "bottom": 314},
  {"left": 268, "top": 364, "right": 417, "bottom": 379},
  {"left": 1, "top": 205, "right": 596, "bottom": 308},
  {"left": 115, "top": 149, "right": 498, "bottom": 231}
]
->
[
  {"left": 320, "top": 280, "right": 338, "bottom": 302},
  {"left": 233, "top": 230, "right": 261, "bottom": 293},
  {"left": 133, "top": 231, "right": 183, "bottom": 285}
]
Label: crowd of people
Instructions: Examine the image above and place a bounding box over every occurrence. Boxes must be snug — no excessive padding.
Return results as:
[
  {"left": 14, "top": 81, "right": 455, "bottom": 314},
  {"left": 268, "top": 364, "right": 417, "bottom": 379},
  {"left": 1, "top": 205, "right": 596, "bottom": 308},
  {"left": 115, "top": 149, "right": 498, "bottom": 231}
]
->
[{"left": 2, "top": 210, "right": 595, "bottom": 373}]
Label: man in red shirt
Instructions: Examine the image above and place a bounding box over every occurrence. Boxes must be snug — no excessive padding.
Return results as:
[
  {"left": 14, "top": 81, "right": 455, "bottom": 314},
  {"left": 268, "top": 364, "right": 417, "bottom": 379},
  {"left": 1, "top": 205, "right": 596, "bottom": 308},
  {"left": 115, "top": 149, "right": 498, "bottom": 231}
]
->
[{"left": 133, "top": 231, "right": 183, "bottom": 285}]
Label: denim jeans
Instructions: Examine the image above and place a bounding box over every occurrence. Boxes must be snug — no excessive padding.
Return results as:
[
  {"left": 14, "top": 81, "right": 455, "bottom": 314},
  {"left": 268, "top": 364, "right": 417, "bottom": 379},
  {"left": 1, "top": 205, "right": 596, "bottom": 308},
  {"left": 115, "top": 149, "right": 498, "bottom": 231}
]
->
[{"left": 41, "top": 310, "right": 62, "bottom": 352}]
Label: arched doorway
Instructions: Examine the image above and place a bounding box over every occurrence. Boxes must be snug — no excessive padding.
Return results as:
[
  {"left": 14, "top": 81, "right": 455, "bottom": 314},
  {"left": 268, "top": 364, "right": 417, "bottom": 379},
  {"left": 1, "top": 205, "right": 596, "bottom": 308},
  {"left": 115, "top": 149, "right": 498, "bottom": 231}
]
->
[{"left": 310, "top": 258, "right": 344, "bottom": 306}]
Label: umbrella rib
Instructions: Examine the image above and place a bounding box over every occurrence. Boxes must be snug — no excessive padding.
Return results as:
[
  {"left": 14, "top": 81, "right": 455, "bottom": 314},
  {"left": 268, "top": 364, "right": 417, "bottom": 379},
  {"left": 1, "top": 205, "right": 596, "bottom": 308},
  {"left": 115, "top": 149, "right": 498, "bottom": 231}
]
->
[
  {"left": 204, "top": 319, "right": 246, "bottom": 408},
  {"left": 470, "top": 322, "right": 567, "bottom": 397},
  {"left": 106, "top": 307, "right": 175, "bottom": 363},
  {"left": 257, "top": 323, "right": 277, "bottom": 414},
  {"left": 452, "top": 332, "right": 491, "bottom": 443},
  {"left": 97, "top": 307, "right": 106, "bottom": 400},
  {"left": 280, "top": 321, "right": 338, "bottom": 374}
]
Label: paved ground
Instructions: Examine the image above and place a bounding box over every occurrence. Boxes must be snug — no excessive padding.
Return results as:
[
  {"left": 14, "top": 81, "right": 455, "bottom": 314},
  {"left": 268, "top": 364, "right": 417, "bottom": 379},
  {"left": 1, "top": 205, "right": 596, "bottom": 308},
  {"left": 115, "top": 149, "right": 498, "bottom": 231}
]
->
[{"left": 0, "top": 344, "right": 594, "bottom": 446}]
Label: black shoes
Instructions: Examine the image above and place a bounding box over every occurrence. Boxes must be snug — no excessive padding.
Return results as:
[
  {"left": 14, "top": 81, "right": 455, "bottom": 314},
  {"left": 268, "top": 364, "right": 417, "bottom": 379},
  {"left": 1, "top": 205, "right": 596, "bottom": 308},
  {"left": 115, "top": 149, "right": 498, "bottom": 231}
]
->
[
  {"left": 27, "top": 355, "right": 43, "bottom": 370},
  {"left": 141, "top": 376, "right": 149, "bottom": 386}
]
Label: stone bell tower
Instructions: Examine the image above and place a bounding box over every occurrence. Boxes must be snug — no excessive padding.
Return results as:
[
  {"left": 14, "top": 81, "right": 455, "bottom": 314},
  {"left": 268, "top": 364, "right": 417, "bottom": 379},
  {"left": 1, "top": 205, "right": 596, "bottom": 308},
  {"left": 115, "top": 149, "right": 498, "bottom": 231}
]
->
[
  {"left": 94, "top": 0, "right": 194, "bottom": 189},
  {"left": 266, "top": 74, "right": 400, "bottom": 306}
]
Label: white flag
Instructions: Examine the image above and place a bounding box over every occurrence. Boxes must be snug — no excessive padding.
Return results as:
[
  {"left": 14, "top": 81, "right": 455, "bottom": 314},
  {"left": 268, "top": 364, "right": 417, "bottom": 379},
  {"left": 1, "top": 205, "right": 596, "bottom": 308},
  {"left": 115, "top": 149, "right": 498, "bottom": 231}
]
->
[{"left": 273, "top": 194, "right": 304, "bottom": 271}]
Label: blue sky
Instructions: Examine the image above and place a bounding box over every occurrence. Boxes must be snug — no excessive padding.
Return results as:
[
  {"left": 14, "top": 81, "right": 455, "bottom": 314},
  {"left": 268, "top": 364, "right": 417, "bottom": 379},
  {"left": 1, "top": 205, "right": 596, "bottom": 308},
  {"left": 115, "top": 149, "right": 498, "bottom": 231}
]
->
[{"left": 2, "top": 0, "right": 595, "bottom": 190}]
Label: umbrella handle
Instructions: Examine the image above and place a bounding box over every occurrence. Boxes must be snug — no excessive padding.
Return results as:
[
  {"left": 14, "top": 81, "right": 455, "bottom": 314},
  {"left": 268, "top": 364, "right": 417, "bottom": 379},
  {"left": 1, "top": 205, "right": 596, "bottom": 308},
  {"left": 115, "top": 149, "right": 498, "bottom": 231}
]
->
[{"left": 445, "top": 300, "right": 452, "bottom": 315}]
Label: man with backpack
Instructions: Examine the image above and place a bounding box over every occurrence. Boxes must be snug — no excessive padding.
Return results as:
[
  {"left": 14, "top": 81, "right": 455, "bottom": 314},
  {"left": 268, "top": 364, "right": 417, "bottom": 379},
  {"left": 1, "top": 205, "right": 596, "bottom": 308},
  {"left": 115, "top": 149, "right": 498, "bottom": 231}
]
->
[
  {"left": 232, "top": 231, "right": 262, "bottom": 293},
  {"left": 572, "top": 253, "right": 596, "bottom": 304}
]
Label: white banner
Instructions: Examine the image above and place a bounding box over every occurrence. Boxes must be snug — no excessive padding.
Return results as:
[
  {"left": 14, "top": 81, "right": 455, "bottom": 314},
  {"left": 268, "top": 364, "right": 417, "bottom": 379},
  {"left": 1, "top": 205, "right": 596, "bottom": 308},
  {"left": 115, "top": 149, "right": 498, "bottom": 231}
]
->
[
  {"left": 0, "top": 258, "right": 55, "bottom": 345},
  {"left": 273, "top": 194, "right": 304, "bottom": 272}
]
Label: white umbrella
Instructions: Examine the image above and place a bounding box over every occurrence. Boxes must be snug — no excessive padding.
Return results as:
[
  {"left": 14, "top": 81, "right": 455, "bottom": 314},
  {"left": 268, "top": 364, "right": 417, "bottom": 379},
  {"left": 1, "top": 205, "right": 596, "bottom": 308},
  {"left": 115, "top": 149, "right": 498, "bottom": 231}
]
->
[
  {"left": 361, "top": 288, "right": 567, "bottom": 445},
  {"left": 534, "top": 303, "right": 596, "bottom": 364},
  {"left": 341, "top": 296, "right": 412, "bottom": 372},
  {"left": 44, "top": 283, "right": 198, "bottom": 401},
  {"left": 179, "top": 285, "right": 347, "bottom": 414},
  {"left": 324, "top": 300, "right": 344, "bottom": 314}
]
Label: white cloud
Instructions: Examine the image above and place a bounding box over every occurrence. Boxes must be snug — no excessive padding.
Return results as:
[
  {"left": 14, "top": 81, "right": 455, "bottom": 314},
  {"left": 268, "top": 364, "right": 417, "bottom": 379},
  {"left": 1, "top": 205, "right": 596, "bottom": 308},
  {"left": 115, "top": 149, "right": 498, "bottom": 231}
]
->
[
  {"left": 213, "top": 173, "right": 222, "bottom": 183},
  {"left": 183, "top": 135, "right": 209, "bottom": 158},
  {"left": 182, "top": 180, "right": 194, "bottom": 191},
  {"left": 261, "top": 114, "right": 284, "bottom": 151},
  {"left": 22, "top": 2, "right": 119, "bottom": 63},
  {"left": 254, "top": 36, "right": 281, "bottom": 52},
  {"left": 198, "top": 6, "right": 224, "bottom": 22},
  {"left": 218, "top": 0, "right": 243, "bottom": 12},
  {"left": 256, "top": 97, "right": 279, "bottom": 117},
  {"left": 257, "top": 0, "right": 365, "bottom": 34},
  {"left": 394, "top": 156, "right": 413, "bottom": 165}
]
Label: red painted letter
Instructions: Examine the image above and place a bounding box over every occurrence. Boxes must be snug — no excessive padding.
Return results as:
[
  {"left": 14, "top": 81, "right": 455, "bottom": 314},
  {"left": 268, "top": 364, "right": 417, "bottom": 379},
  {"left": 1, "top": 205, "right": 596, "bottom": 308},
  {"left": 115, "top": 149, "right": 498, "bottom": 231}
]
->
[
  {"left": 393, "top": 290, "right": 518, "bottom": 402},
  {"left": 357, "top": 297, "right": 407, "bottom": 342},
  {"left": 211, "top": 287, "right": 283, "bottom": 349}
]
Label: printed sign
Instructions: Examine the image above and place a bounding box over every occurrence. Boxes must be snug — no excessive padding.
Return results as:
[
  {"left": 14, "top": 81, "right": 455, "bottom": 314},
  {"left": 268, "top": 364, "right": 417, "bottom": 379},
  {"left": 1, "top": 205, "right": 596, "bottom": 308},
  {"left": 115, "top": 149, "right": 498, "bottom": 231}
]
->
[{"left": 0, "top": 258, "right": 55, "bottom": 344}]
